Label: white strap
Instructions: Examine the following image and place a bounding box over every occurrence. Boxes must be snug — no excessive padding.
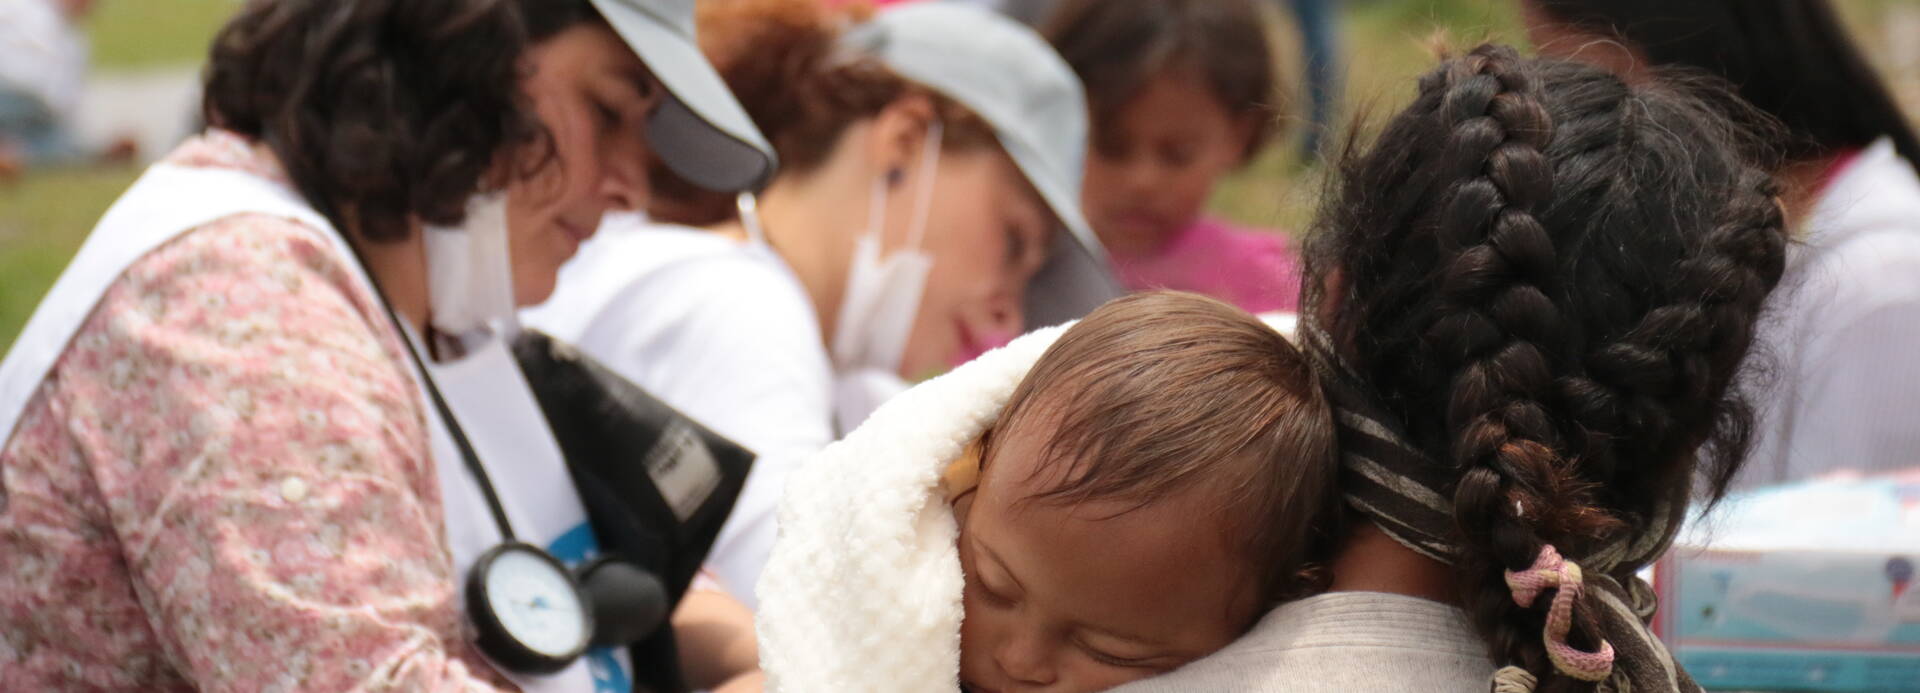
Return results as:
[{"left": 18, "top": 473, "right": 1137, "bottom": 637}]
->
[{"left": 0, "top": 164, "right": 345, "bottom": 443}]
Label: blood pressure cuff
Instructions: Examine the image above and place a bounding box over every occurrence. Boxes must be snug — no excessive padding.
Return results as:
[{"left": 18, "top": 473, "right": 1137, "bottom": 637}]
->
[{"left": 513, "top": 330, "right": 756, "bottom": 693}]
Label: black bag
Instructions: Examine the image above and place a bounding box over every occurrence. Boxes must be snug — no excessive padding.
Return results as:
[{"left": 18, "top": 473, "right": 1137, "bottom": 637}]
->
[{"left": 512, "top": 330, "right": 756, "bottom": 693}]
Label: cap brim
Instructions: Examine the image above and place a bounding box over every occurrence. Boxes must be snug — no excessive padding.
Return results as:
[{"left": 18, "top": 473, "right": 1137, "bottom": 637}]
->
[
  {"left": 599, "top": 4, "right": 776, "bottom": 192},
  {"left": 1000, "top": 135, "right": 1122, "bottom": 328},
  {"left": 1025, "top": 226, "right": 1123, "bottom": 330}
]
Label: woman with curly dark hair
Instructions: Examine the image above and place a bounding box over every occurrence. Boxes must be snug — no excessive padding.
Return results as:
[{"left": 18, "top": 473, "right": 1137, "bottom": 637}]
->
[
  {"left": 1111, "top": 45, "right": 1788, "bottom": 692},
  {"left": 0, "top": 0, "right": 772, "bottom": 690}
]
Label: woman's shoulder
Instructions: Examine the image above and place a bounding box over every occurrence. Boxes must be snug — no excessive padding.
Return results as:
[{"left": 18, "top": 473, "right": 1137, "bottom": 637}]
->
[
  {"left": 120, "top": 212, "right": 396, "bottom": 344},
  {"left": 1111, "top": 592, "right": 1495, "bottom": 692},
  {"left": 530, "top": 218, "right": 831, "bottom": 420},
  {"left": 532, "top": 216, "right": 818, "bottom": 340},
  {"left": 60, "top": 211, "right": 419, "bottom": 449},
  {"left": 595, "top": 227, "right": 816, "bottom": 340},
  {"left": 1808, "top": 141, "right": 1920, "bottom": 251}
]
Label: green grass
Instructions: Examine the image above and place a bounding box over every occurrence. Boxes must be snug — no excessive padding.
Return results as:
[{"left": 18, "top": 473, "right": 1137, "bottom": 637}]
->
[
  {"left": 0, "top": 166, "right": 142, "bottom": 353},
  {"left": 1210, "top": 0, "right": 1527, "bottom": 234},
  {"left": 86, "top": 0, "right": 241, "bottom": 70},
  {"left": 0, "top": 0, "right": 237, "bottom": 352}
]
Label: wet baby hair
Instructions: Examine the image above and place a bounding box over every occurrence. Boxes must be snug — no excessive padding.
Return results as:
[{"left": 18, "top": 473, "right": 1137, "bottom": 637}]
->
[{"left": 982, "top": 291, "right": 1340, "bottom": 608}]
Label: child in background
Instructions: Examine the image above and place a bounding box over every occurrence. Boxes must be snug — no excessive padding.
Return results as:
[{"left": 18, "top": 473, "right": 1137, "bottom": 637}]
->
[
  {"left": 1044, "top": 0, "right": 1303, "bottom": 314},
  {"left": 757, "top": 292, "right": 1340, "bottom": 691}
]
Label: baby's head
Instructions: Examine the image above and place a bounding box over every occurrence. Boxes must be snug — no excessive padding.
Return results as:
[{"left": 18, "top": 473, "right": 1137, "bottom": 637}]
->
[
  {"left": 1043, "top": 0, "right": 1282, "bottom": 256},
  {"left": 956, "top": 292, "right": 1338, "bottom": 692}
]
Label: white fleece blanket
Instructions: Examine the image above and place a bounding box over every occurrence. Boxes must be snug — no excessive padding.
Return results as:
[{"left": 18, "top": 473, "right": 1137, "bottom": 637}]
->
[
  {"left": 756, "top": 325, "right": 1069, "bottom": 692},
  {"left": 755, "top": 312, "right": 1297, "bottom": 692}
]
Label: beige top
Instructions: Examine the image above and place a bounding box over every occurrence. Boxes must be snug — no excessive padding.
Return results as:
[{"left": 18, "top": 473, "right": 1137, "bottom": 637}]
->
[{"left": 1111, "top": 591, "right": 1497, "bottom": 692}]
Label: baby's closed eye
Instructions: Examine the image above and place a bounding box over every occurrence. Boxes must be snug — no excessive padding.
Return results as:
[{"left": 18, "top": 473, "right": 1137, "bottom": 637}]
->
[{"left": 1073, "top": 633, "right": 1188, "bottom": 671}]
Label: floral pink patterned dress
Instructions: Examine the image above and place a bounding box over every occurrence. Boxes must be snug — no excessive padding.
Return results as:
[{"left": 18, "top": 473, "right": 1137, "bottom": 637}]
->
[{"left": 0, "top": 132, "right": 515, "bottom": 691}]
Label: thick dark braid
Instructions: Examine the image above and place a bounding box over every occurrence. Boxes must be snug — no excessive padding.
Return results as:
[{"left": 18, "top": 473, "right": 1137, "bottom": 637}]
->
[
  {"left": 1306, "top": 45, "right": 1789, "bottom": 691},
  {"left": 1410, "top": 46, "right": 1604, "bottom": 690},
  {"left": 1552, "top": 178, "right": 1786, "bottom": 536}
]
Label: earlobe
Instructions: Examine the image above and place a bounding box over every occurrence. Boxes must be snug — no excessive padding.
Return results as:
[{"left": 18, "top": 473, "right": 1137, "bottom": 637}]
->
[{"left": 868, "top": 94, "right": 940, "bottom": 181}]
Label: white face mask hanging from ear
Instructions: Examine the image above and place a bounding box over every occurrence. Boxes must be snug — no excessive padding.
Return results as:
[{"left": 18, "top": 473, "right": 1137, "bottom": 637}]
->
[
  {"left": 830, "top": 121, "right": 942, "bottom": 431},
  {"left": 422, "top": 191, "right": 517, "bottom": 355}
]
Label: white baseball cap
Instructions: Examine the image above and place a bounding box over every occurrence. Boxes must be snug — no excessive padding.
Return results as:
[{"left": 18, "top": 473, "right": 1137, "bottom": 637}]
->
[
  {"left": 840, "top": 2, "right": 1123, "bottom": 328},
  {"left": 588, "top": 0, "right": 778, "bottom": 192}
]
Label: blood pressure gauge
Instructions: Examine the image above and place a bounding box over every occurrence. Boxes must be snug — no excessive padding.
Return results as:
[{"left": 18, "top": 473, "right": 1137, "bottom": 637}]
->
[{"left": 467, "top": 543, "right": 594, "bottom": 673}]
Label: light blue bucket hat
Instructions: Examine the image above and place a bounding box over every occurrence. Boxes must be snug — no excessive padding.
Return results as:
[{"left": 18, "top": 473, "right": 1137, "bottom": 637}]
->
[
  {"left": 588, "top": 0, "right": 779, "bottom": 192},
  {"left": 840, "top": 2, "right": 1123, "bottom": 328}
]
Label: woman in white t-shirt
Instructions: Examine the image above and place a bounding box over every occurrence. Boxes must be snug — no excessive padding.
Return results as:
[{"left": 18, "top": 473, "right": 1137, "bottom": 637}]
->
[
  {"left": 524, "top": 0, "right": 1117, "bottom": 606},
  {"left": 1523, "top": 0, "right": 1920, "bottom": 486}
]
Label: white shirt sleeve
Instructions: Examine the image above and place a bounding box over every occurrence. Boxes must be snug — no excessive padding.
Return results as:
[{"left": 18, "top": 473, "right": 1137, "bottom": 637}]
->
[
  {"left": 572, "top": 251, "right": 836, "bottom": 609},
  {"left": 1772, "top": 232, "right": 1920, "bottom": 479}
]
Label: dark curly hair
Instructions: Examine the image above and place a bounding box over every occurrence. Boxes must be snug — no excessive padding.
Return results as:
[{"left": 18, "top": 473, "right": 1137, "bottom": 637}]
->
[
  {"left": 202, "top": 0, "right": 605, "bottom": 243},
  {"left": 1306, "top": 45, "right": 1787, "bottom": 690}
]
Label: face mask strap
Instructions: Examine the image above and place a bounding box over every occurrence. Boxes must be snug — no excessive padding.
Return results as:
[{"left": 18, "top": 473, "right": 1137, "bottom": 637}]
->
[
  {"left": 903, "top": 120, "right": 944, "bottom": 252},
  {"left": 865, "top": 173, "right": 890, "bottom": 245}
]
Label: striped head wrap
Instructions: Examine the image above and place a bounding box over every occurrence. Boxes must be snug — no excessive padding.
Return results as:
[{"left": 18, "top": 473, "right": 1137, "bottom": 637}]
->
[{"left": 1299, "top": 319, "right": 1701, "bottom": 693}]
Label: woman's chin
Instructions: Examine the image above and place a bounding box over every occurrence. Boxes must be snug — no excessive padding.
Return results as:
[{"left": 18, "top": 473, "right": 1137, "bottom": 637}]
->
[{"left": 513, "top": 273, "right": 559, "bottom": 310}]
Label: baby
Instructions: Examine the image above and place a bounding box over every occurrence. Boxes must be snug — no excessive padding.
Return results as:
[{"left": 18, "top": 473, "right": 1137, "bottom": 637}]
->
[{"left": 943, "top": 291, "right": 1339, "bottom": 692}]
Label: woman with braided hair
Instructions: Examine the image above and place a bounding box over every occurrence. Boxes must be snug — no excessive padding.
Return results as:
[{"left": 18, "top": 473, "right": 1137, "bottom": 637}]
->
[
  {"left": 1111, "top": 44, "right": 1788, "bottom": 692},
  {"left": 1522, "top": 0, "right": 1920, "bottom": 488}
]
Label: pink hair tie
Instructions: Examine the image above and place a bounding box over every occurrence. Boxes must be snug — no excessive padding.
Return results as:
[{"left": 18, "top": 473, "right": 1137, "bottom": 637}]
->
[{"left": 1504, "top": 545, "right": 1615, "bottom": 682}]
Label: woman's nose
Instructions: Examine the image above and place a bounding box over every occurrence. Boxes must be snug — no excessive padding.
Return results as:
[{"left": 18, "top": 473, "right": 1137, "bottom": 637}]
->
[
  {"left": 599, "top": 139, "right": 652, "bottom": 212},
  {"left": 1119, "top": 156, "right": 1159, "bottom": 194},
  {"left": 984, "top": 288, "right": 1024, "bottom": 336}
]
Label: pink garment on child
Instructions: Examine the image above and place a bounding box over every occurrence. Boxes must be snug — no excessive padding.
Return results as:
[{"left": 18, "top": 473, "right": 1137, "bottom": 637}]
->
[{"left": 1110, "top": 216, "right": 1303, "bottom": 314}]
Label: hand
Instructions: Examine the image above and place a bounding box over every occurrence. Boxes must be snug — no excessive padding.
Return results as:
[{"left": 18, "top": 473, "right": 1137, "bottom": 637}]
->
[{"left": 672, "top": 585, "right": 760, "bottom": 690}]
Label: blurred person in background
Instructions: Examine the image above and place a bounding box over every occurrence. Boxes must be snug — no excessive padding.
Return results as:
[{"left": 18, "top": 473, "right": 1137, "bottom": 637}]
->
[
  {"left": 1288, "top": 0, "right": 1340, "bottom": 158},
  {"left": 0, "top": 0, "right": 776, "bottom": 690},
  {"left": 1524, "top": 0, "right": 1920, "bottom": 486},
  {"left": 1044, "top": 0, "right": 1304, "bottom": 315},
  {"left": 1000, "top": 0, "right": 1341, "bottom": 159},
  {"left": 0, "top": 0, "right": 98, "bottom": 177},
  {"left": 524, "top": 0, "right": 1116, "bottom": 612}
]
